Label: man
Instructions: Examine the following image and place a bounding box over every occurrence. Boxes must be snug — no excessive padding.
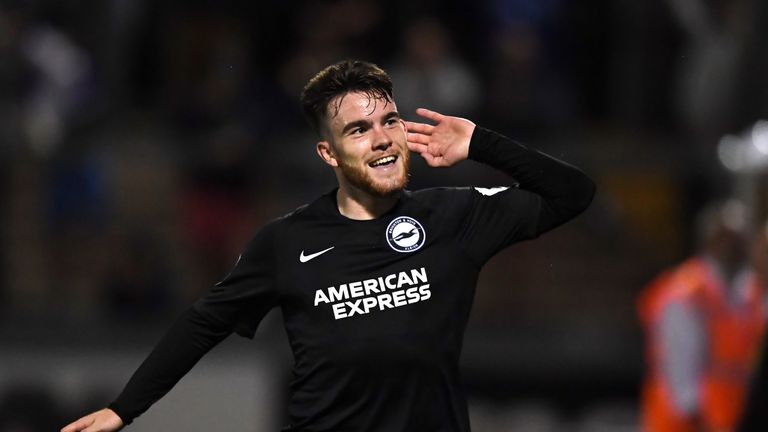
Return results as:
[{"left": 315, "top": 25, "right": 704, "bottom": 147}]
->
[
  {"left": 638, "top": 201, "right": 766, "bottom": 432},
  {"left": 62, "top": 59, "right": 595, "bottom": 432}
]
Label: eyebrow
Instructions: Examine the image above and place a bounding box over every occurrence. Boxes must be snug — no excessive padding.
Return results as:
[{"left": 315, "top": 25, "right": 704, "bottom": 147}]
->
[
  {"left": 342, "top": 119, "right": 371, "bottom": 135},
  {"left": 341, "top": 111, "right": 400, "bottom": 135}
]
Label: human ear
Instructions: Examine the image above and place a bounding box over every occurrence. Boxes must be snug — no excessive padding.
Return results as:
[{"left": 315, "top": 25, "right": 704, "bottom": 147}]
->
[{"left": 316, "top": 141, "right": 338, "bottom": 167}]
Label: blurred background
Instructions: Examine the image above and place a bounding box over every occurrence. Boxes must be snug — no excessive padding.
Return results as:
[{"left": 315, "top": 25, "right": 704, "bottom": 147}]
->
[{"left": 2, "top": 0, "right": 768, "bottom": 431}]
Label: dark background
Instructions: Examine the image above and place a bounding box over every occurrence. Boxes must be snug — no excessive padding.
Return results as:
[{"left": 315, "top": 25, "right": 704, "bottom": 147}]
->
[{"left": 2, "top": 0, "right": 768, "bottom": 430}]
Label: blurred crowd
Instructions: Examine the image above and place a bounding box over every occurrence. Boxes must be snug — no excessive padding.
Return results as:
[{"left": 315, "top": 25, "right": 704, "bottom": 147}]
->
[{"left": 2, "top": 0, "right": 768, "bottom": 431}]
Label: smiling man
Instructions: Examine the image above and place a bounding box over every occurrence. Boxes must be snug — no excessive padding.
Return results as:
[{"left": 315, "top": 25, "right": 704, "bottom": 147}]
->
[
  {"left": 315, "top": 90, "right": 411, "bottom": 217},
  {"left": 62, "top": 60, "right": 595, "bottom": 432}
]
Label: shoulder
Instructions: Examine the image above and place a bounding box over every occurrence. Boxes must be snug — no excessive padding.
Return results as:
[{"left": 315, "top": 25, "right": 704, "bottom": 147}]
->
[
  {"left": 268, "top": 192, "right": 335, "bottom": 229},
  {"left": 411, "top": 186, "right": 472, "bottom": 202},
  {"left": 665, "top": 258, "right": 712, "bottom": 302},
  {"left": 411, "top": 186, "right": 518, "bottom": 207},
  {"left": 241, "top": 200, "right": 317, "bottom": 251},
  {"left": 406, "top": 187, "right": 474, "bottom": 217}
]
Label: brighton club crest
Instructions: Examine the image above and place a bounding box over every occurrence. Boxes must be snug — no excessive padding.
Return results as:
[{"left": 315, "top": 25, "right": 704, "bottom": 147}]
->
[{"left": 386, "top": 216, "right": 426, "bottom": 253}]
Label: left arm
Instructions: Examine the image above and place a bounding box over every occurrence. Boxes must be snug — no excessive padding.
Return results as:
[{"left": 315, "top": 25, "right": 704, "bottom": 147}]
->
[{"left": 406, "top": 108, "right": 595, "bottom": 237}]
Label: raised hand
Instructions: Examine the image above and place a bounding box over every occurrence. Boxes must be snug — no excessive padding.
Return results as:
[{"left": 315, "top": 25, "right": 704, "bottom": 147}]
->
[
  {"left": 61, "top": 408, "right": 124, "bottom": 432},
  {"left": 405, "top": 108, "right": 476, "bottom": 168}
]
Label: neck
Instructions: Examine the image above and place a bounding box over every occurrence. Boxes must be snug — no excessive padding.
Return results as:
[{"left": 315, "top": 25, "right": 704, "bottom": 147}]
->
[
  {"left": 336, "top": 185, "right": 400, "bottom": 220},
  {"left": 704, "top": 253, "right": 740, "bottom": 286}
]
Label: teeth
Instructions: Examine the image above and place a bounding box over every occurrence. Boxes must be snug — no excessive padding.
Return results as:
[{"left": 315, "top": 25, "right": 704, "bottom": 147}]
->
[{"left": 369, "top": 156, "right": 396, "bottom": 167}]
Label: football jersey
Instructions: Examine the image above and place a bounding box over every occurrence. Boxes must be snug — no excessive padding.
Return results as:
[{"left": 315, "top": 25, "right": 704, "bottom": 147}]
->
[{"left": 109, "top": 127, "right": 595, "bottom": 431}]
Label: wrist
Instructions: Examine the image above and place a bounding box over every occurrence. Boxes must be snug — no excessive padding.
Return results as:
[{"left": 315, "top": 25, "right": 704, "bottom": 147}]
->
[
  {"left": 107, "top": 403, "right": 130, "bottom": 426},
  {"left": 467, "top": 126, "right": 494, "bottom": 162},
  {"left": 460, "top": 122, "right": 475, "bottom": 161}
]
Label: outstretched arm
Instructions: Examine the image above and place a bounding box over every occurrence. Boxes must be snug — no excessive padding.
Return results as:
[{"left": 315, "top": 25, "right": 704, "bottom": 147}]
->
[
  {"left": 60, "top": 225, "right": 279, "bottom": 430},
  {"left": 60, "top": 308, "right": 231, "bottom": 432},
  {"left": 61, "top": 408, "right": 123, "bottom": 432},
  {"left": 61, "top": 220, "right": 279, "bottom": 431}
]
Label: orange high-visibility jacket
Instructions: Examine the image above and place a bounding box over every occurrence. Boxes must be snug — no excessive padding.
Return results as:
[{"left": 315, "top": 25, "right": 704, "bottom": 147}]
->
[{"left": 638, "top": 258, "right": 766, "bottom": 432}]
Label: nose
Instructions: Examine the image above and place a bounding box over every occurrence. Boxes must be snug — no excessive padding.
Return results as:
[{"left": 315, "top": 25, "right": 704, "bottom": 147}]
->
[{"left": 371, "top": 125, "right": 392, "bottom": 151}]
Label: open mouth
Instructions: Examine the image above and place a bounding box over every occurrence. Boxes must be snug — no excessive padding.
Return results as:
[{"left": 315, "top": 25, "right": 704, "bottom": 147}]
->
[{"left": 368, "top": 155, "right": 398, "bottom": 168}]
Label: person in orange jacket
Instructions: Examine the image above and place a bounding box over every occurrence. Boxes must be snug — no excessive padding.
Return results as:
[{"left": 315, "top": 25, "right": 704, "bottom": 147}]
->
[{"left": 638, "top": 201, "right": 766, "bottom": 432}]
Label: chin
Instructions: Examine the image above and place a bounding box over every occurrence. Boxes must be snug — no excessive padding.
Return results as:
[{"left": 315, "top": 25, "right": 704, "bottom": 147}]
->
[
  {"left": 339, "top": 158, "right": 410, "bottom": 198},
  {"left": 370, "top": 185, "right": 404, "bottom": 197},
  {"left": 365, "top": 177, "right": 407, "bottom": 197}
]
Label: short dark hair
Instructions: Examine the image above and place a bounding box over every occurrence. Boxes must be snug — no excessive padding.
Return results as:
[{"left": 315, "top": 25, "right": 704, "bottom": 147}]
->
[{"left": 300, "top": 59, "right": 394, "bottom": 137}]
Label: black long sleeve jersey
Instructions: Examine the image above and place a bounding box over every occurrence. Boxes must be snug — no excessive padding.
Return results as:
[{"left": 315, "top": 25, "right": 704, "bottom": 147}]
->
[{"left": 108, "top": 127, "right": 596, "bottom": 431}]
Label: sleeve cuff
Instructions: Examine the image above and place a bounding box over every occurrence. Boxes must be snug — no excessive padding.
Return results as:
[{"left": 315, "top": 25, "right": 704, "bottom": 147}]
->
[
  {"left": 107, "top": 401, "right": 132, "bottom": 426},
  {"left": 467, "top": 126, "right": 524, "bottom": 166},
  {"left": 467, "top": 126, "right": 493, "bottom": 162}
]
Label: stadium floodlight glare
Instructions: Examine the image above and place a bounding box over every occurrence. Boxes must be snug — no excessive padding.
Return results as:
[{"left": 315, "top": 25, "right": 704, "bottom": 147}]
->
[
  {"left": 751, "top": 119, "right": 768, "bottom": 154},
  {"left": 718, "top": 134, "right": 747, "bottom": 172},
  {"left": 718, "top": 122, "right": 768, "bottom": 173}
]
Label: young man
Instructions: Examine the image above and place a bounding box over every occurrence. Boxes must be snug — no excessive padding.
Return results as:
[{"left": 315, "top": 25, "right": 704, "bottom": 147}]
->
[{"left": 62, "top": 59, "right": 595, "bottom": 432}]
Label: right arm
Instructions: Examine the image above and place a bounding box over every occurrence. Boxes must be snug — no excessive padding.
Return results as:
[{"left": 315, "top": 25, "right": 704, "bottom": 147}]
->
[
  {"left": 62, "top": 310, "right": 230, "bottom": 431},
  {"left": 62, "top": 222, "right": 281, "bottom": 431},
  {"left": 659, "top": 300, "right": 706, "bottom": 422},
  {"left": 108, "top": 308, "right": 232, "bottom": 425}
]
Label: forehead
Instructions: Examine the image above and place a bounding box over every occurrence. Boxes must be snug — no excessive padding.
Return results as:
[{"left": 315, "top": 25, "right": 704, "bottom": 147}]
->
[{"left": 326, "top": 92, "right": 397, "bottom": 128}]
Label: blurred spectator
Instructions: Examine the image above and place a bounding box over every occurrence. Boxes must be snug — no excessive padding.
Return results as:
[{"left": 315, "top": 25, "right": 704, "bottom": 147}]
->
[
  {"left": 47, "top": 151, "right": 110, "bottom": 233},
  {"left": 9, "top": 6, "right": 94, "bottom": 156},
  {"left": 0, "top": 5, "right": 32, "bottom": 157},
  {"left": 387, "top": 17, "right": 480, "bottom": 119},
  {"left": 482, "top": 24, "right": 573, "bottom": 137},
  {"left": 160, "top": 9, "right": 252, "bottom": 131},
  {"left": 637, "top": 200, "right": 765, "bottom": 431},
  {"left": 45, "top": 146, "right": 112, "bottom": 316},
  {"left": 666, "top": 0, "right": 756, "bottom": 142},
  {"left": 480, "top": 0, "right": 576, "bottom": 135}
]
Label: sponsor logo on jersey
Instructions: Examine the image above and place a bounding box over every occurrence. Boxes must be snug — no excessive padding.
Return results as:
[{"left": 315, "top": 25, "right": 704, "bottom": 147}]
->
[
  {"left": 314, "top": 267, "right": 432, "bottom": 320},
  {"left": 474, "top": 186, "right": 509, "bottom": 196},
  {"left": 386, "top": 216, "right": 425, "bottom": 253}
]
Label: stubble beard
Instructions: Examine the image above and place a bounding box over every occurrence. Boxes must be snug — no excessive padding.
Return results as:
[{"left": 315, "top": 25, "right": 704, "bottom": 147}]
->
[{"left": 338, "top": 150, "right": 410, "bottom": 198}]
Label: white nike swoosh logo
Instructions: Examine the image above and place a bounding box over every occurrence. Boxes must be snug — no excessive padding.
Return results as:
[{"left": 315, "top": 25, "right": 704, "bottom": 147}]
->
[{"left": 299, "top": 246, "right": 335, "bottom": 263}]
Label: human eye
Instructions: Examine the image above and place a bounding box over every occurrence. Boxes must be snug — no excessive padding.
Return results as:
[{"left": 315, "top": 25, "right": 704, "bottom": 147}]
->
[{"left": 351, "top": 126, "right": 367, "bottom": 136}]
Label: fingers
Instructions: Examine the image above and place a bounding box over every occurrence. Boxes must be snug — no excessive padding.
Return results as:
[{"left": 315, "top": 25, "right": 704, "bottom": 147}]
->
[
  {"left": 406, "top": 143, "right": 444, "bottom": 167},
  {"left": 62, "top": 415, "right": 94, "bottom": 432},
  {"left": 406, "top": 132, "right": 430, "bottom": 145},
  {"left": 407, "top": 141, "right": 428, "bottom": 154},
  {"left": 415, "top": 107, "right": 445, "bottom": 123},
  {"left": 407, "top": 108, "right": 445, "bottom": 129},
  {"left": 404, "top": 121, "right": 435, "bottom": 135}
]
